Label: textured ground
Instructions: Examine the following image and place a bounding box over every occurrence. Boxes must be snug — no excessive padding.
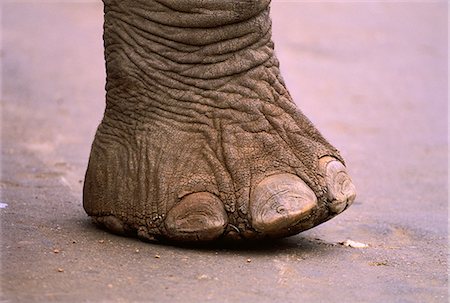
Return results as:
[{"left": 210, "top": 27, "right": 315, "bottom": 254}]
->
[{"left": 1, "top": 2, "right": 448, "bottom": 303}]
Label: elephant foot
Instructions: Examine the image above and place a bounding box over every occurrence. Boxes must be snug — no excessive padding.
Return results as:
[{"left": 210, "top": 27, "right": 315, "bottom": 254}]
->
[
  {"left": 86, "top": 149, "right": 356, "bottom": 242},
  {"left": 83, "top": 0, "right": 357, "bottom": 243}
]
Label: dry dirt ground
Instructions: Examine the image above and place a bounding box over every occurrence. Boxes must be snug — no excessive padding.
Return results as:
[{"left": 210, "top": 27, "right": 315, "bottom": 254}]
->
[{"left": 1, "top": 2, "right": 448, "bottom": 303}]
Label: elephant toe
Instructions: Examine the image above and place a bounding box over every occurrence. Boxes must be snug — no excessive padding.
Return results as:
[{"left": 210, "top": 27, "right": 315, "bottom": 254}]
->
[
  {"left": 164, "top": 192, "right": 228, "bottom": 242},
  {"left": 320, "top": 156, "right": 356, "bottom": 214},
  {"left": 249, "top": 173, "right": 318, "bottom": 235}
]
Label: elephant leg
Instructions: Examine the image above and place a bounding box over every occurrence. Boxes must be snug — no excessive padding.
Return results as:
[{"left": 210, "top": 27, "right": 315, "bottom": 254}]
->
[{"left": 83, "top": 0, "right": 356, "bottom": 242}]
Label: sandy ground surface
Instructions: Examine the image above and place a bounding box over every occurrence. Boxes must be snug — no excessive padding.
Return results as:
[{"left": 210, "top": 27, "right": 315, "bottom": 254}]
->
[{"left": 1, "top": 2, "right": 448, "bottom": 303}]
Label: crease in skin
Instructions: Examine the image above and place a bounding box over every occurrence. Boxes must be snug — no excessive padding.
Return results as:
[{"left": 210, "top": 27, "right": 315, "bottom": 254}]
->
[
  {"left": 124, "top": 12, "right": 267, "bottom": 59},
  {"left": 107, "top": 51, "right": 283, "bottom": 127},
  {"left": 105, "top": 7, "right": 270, "bottom": 72},
  {"left": 201, "top": 143, "right": 236, "bottom": 214},
  {"left": 106, "top": 29, "right": 272, "bottom": 101},
  {"left": 125, "top": 0, "right": 271, "bottom": 29},
  {"left": 120, "top": 29, "right": 274, "bottom": 81},
  {"left": 107, "top": 3, "right": 271, "bottom": 47}
]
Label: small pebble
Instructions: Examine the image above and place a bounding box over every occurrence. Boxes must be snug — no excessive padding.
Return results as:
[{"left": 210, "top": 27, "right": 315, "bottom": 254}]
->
[
  {"left": 340, "top": 239, "right": 369, "bottom": 248},
  {"left": 197, "top": 274, "right": 208, "bottom": 280},
  {"left": 57, "top": 268, "right": 64, "bottom": 272},
  {"left": 98, "top": 240, "right": 105, "bottom": 244},
  {"left": 369, "top": 261, "right": 388, "bottom": 266},
  {"left": 246, "top": 259, "right": 252, "bottom": 263},
  {"left": 53, "top": 249, "right": 60, "bottom": 254},
  {"left": 154, "top": 254, "right": 160, "bottom": 259},
  {"left": 135, "top": 249, "right": 140, "bottom": 253}
]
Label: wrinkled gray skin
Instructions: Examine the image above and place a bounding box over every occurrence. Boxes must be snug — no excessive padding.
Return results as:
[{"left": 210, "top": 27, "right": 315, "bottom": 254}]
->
[{"left": 83, "top": 0, "right": 356, "bottom": 242}]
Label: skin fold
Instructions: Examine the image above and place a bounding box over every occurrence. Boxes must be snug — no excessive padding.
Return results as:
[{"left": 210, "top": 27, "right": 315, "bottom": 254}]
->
[{"left": 83, "top": 0, "right": 356, "bottom": 242}]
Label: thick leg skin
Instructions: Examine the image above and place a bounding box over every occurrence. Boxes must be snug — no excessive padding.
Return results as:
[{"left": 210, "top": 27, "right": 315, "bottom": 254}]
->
[{"left": 83, "top": 0, "right": 356, "bottom": 242}]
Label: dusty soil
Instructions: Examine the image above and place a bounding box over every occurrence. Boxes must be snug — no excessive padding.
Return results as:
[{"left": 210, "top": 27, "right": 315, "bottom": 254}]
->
[{"left": 1, "top": 2, "right": 448, "bottom": 303}]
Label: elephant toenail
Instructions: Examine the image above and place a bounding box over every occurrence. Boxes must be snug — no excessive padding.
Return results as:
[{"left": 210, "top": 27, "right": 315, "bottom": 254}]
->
[
  {"left": 164, "top": 192, "right": 228, "bottom": 242},
  {"left": 250, "top": 173, "right": 318, "bottom": 233},
  {"left": 319, "top": 156, "right": 356, "bottom": 214}
]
